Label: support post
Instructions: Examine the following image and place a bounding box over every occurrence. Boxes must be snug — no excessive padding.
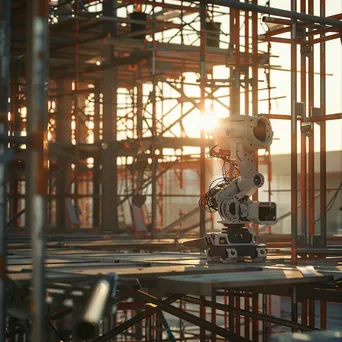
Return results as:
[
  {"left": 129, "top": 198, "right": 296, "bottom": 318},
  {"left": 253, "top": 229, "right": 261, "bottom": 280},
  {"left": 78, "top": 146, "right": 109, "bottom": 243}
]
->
[
  {"left": 252, "top": 294, "right": 258, "bottom": 342},
  {"left": 300, "top": 0, "right": 307, "bottom": 246},
  {"left": 211, "top": 290, "right": 216, "bottom": 342},
  {"left": 319, "top": 0, "right": 326, "bottom": 247},
  {"left": 199, "top": 0, "right": 206, "bottom": 237},
  {"left": 55, "top": 80, "right": 72, "bottom": 231},
  {"left": 251, "top": 0, "right": 259, "bottom": 234},
  {"left": 244, "top": 0, "right": 249, "bottom": 116},
  {"left": 93, "top": 82, "right": 101, "bottom": 228},
  {"left": 27, "top": 0, "right": 49, "bottom": 340},
  {"left": 200, "top": 296, "right": 206, "bottom": 341},
  {"left": 101, "top": 0, "right": 119, "bottom": 233},
  {"left": 308, "top": 0, "right": 315, "bottom": 249},
  {"left": 0, "top": 0, "right": 10, "bottom": 339},
  {"left": 291, "top": 286, "right": 298, "bottom": 332},
  {"left": 151, "top": 1, "right": 157, "bottom": 237},
  {"left": 290, "top": 0, "right": 298, "bottom": 266}
]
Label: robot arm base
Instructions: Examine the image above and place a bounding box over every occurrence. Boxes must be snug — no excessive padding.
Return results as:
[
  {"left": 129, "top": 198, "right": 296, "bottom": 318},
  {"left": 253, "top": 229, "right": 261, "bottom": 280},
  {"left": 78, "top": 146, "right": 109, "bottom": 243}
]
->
[{"left": 218, "top": 198, "right": 277, "bottom": 225}]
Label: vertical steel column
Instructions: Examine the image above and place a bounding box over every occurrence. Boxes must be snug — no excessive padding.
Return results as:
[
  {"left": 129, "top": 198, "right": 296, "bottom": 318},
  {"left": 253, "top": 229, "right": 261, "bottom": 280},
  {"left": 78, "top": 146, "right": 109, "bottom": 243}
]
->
[
  {"left": 199, "top": 0, "right": 206, "bottom": 237},
  {"left": 251, "top": 0, "right": 259, "bottom": 234},
  {"left": 291, "top": 286, "right": 298, "bottom": 332},
  {"left": 290, "top": 0, "right": 298, "bottom": 266},
  {"left": 155, "top": 312, "right": 162, "bottom": 342},
  {"left": 319, "top": 5, "right": 327, "bottom": 327},
  {"left": 9, "top": 72, "right": 19, "bottom": 226},
  {"left": 151, "top": 0, "right": 157, "bottom": 237},
  {"left": 308, "top": 0, "right": 315, "bottom": 249},
  {"left": 200, "top": 297, "right": 206, "bottom": 341},
  {"left": 211, "top": 290, "right": 216, "bottom": 342},
  {"left": 236, "top": 292, "right": 241, "bottom": 337},
  {"left": 320, "top": 0, "right": 327, "bottom": 310},
  {"left": 244, "top": 7, "right": 250, "bottom": 337},
  {"left": 319, "top": 0, "right": 326, "bottom": 247},
  {"left": 252, "top": 294, "right": 258, "bottom": 342},
  {"left": 229, "top": 6, "right": 239, "bottom": 116},
  {"left": 102, "top": 0, "right": 118, "bottom": 232},
  {"left": 302, "top": 299, "right": 308, "bottom": 326},
  {"left": 244, "top": 0, "right": 249, "bottom": 116},
  {"left": 55, "top": 80, "right": 72, "bottom": 231},
  {"left": 244, "top": 294, "right": 250, "bottom": 339},
  {"left": 235, "top": 5, "right": 241, "bottom": 115},
  {"left": 320, "top": 299, "right": 327, "bottom": 330},
  {"left": 0, "top": 0, "right": 10, "bottom": 339},
  {"left": 93, "top": 81, "right": 100, "bottom": 228},
  {"left": 229, "top": 292, "right": 234, "bottom": 333},
  {"left": 136, "top": 78, "right": 143, "bottom": 140},
  {"left": 300, "top": 0, "right": 307, "bottom": 246},
  {"left": 27, "top": 0, "right": 49, "bottom": 340},
  {"left": 309, "top": 299, "right": 315, "bottom": 328},
  {"left": 262, "top": 294, "right": 268, "bottom": 341}
]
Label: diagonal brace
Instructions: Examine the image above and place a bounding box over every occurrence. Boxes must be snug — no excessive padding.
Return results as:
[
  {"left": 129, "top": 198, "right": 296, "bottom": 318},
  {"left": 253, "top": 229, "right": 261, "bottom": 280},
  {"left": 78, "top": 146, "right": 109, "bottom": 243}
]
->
[
  {"left": 92, "top": 293, "right": 183, "bottom": 342},
  {"left": 135, "top": 290, "right": 251, "bottom": 342}
]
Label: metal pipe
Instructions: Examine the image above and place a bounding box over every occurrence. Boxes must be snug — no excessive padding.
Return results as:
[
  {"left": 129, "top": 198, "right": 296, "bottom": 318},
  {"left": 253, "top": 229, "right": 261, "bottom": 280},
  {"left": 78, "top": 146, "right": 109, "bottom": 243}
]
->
[
  {"left": 251, "top": 0, "right": 259, "bottom": 237},
  {"left": 291, "top": 286, "right": 298, "bottom": 332},
  {"left": 27, "top": 0, "right": 49, "bottom": 340},
  {"left": 0, "top": 0, "right": 10, "bottom": 339},
  {"left": 252, "top": 294, "right": 258, "bottom": 342},
  {"left": 207, "top": 0, "right": 342, "bottom": 28},
  {"left": 151, "top": 0, "right": 157, "bottom": 237},
  {"left": 211, "top": 290, "right": 216, "bottom": 342},
  {"left": 320, "top": 301, "right": 327, "bottom": 329},
  {"left": 244, "top": 0, "right": 249, "bottom": 117},
  {"left": 262, "top": 293, "right": 268, "bottom": 341},
  {"left": 300, "top": 0, "right": 307, "bottom": 247},
  {"left": 302, "top": 299, "right": 308, "bottom": 326},
  {"left": 320, "top": 0, "right": 327, "bottom": 247},
  {"left": 244, "top": 293, "right": 250, "bottom": 339},
  {"left": 236, "top": 291, "right": 241, "bottom": 337},
  {"left": 308, "top": 0, "right": 315, "bottom": 251},
  {"left": 200, "top": 296, "right": 206, "bottom": 341},
  {"left": 290, "top": 0, "right": 298, "bottom": 266},
  {"left": 93, "top": 82, "right": 100, "bottom": 228},
  {"left": 75, "top": 274, "right": 118, "bottom": 340},
  {"left": 199, "top": 0, "right": 206, "bottom": 238}
]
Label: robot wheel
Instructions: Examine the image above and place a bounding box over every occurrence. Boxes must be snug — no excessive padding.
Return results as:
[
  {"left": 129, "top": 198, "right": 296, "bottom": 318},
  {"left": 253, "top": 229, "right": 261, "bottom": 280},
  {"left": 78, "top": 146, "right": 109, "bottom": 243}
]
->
[
  {"left": 221, "top": 248, "right": 238, "bottom": 263},
  {"left": 251, "top": 247, "right": 267, "bottom": 263}
]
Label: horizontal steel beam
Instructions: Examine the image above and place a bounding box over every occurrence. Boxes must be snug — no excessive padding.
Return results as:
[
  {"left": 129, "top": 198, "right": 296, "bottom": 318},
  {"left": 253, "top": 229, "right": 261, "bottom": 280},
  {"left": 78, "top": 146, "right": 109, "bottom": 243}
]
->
[{"left": 208, "top": 0, "right": 342, "bottom": 28}]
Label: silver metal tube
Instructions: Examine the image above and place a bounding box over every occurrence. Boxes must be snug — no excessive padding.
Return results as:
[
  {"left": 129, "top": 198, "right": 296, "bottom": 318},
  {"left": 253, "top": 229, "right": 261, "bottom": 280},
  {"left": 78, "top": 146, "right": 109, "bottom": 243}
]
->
[
  {"left": 75, "top": 274, "right": 118, "bottom": 340},
  {"left": 27, "top": 0, "right": 49, "bottom": 341},
  {"left": 0, "top": 0, "right": 11, "bottom": 340}
]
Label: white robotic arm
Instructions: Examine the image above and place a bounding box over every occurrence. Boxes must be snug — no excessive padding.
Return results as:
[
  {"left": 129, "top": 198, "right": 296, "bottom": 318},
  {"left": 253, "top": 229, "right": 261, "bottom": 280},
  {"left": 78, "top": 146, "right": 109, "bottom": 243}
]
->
[{"left": 203, "top": 115, "right": 277, "bottom": 226}]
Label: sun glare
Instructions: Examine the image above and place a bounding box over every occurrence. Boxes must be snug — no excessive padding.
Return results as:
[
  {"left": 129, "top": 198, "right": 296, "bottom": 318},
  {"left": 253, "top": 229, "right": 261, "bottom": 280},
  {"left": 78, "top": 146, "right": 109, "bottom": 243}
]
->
[{"left": 200, "top": 111, "right": 218, "bottom": 133}]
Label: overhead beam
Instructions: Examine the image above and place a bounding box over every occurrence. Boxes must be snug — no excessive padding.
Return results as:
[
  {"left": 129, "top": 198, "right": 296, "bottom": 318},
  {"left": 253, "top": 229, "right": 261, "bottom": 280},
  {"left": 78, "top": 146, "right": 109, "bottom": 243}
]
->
[{"left": 208, "top": 0, "right": 342, "bottom": 28}]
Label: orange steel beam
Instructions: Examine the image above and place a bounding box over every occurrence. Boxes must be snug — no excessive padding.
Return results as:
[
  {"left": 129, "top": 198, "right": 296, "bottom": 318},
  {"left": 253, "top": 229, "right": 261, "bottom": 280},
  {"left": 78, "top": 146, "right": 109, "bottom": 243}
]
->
[{"left": 263, "top": 13, "right": 342, "bottom": 38}]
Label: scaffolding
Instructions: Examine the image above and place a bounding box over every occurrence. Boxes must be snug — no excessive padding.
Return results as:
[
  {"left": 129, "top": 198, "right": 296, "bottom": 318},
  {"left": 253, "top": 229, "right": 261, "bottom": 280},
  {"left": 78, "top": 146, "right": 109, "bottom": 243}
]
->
[{"left": 1, "top": 0, "right": 342, "bottom": 341}]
